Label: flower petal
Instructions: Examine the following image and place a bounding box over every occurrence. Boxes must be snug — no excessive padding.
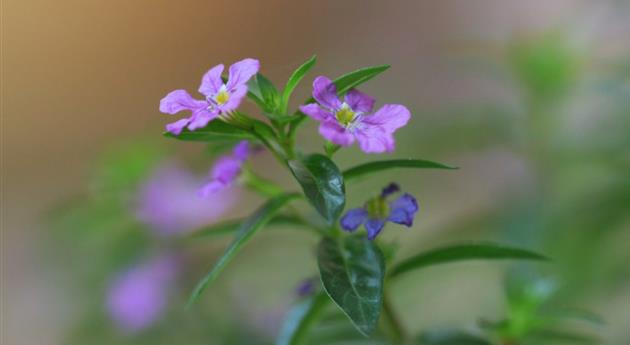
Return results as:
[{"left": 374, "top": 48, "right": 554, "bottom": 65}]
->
[
  {"left": 345, "top": 89, "right": 375, "bottom": 113},
  {"left": 381, "top": 183, "right": 400, "bottom": 197},
  {"left": 232, "top": 141, "right": 250, "bottom": 161},
  {"left": 226, "top": 58, "right": 259, "bottom": 90},
  {"left": 355, "top": 126, "right": 395, "bottom": 153},
  {"left": 187, "top": 110, "right": 218, "bottom": 131},
  {"left": 165, "top": 118, "right": 191, "bottom": 135},
  {"left": 198, "top": 64, "right": 225, "bottom": 97},
  {"left": 312, "top": 76, "right": 341, "bottom": 110},
  {"left": 340, "top": 208, "right": 368, "bottom": 232},
  {"left": 365, "top": 219, "right": 386, "bottom": 240},
  {"left": 361, "top": 104, "right": 411, "bottom": 133},
  {"left": 319, "top": 121, "right": 355, "bottom": 146},
  {"left": 299, "top": 103, "right": 333, "bottom": 122},
  {"left": 212, "top": 156, "right": 243, "bottom": 183},
  {"left": 388, "top": 193, "right": 418, "bottom": 227},
  {"left": 159, "top": 90, "right": 206, "bottom": 114},
  {"left": 198, "top": 180, "right": 229, "bottom": 197},
  {"left": 221, "top": 84, "right": 247, "bottom": 112}
]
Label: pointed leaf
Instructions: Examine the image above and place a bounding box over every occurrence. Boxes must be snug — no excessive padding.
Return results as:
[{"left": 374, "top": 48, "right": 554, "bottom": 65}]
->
[
  {"left": 318, "top": 236, "right": 386, "bottom": 336},
  {"left": 256, "top": 73, "right": 280, "bottom": 113},
  {"left": 276, "top": 293, "right": 329, "bottom": 345},
  {"left": 281, "top": 55, "right": 317, "bottom": 114},
  {"left": 343, "top": 159, "right": 457, "bottom": 181},
  {"left": 289, "top": 154, "right": 345, "bottom": 223},
  {"left": 163, "top": 120, "right": 254, "bottom": 142},
  {"left": 187, "top": 193, "right": 300, "bottom": 306},
  {"left": 389, "top": 243, "right": 548, "bottom": 279},
  {"left": 188, "top": 215, "right": 307, "bottom": 241}
]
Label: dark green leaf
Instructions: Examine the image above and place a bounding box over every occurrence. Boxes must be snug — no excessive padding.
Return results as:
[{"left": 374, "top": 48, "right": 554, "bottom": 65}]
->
[
  {"left": 389, "top": 243, "right": 548, "bottom": 279},
  {"left": 281, "top": 55, "right": 317, "bottom": 114},
  {"left": 318, "top": 236, "right": 386, "bottom": 335},
  {"left": 289, "top": 154, "right": 345, "bottom": 223},
  {"left": 418, "top": 330, "right": 491, "bottom": 345},
  {"left": 163, "top": 120, "right": 254, "bottom": 142},
  {"left": 276, "top": 293, "right": 329, "bottom": 345},
  {"left": 256, "top": 73, "right": 280, "bottom": 113},
  {"left": 343, "top": 159, "right": 457, "bottom": 181},
  {"left": 187, "top": 193, "right": 300, "bottom": 306}
]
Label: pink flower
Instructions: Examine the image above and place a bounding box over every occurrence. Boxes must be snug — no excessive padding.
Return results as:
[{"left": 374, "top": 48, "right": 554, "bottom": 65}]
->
[
  {"left": 159, "top": 59, "right": 259, "bottom": 135},
  {"left": 299, "top": 76, "right": 410, "bottom": 153},
  {"left": 136, "top": 163, "right": 238, "bottom": 236},
  {"left": 199, "top": 141, "right": 250, "bottom": 197}
]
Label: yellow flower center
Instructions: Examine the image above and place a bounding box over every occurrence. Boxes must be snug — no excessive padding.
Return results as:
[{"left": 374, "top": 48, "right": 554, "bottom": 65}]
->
[
  {"left": 366, "top": 197, "right": 390, "bottom": 219},
  {"left": 335, "top": 103, "right": 356, "bottom": 126},
  {"left": 215, "top": 90, "right": 230, "bottom": 105}
]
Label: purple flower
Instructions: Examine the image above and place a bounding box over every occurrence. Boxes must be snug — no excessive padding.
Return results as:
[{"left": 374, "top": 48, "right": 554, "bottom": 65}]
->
[
  {"left": 159, "top": 58, "right": 260, "bottom": 135},
  {"left": 136, "top": 163, "right": 238, "bottom": 236},
  {"left": 106, "top": 255, "right": 177, "bottom": 334},
  {"left": 299, "top": 76, "right": 411, "bottom": 153},
  {"left": 199, "top": 141, "right": 250, "bottom": 197},
  {"left": 340, "top": 183, "right": 418, "bottom": 240}
]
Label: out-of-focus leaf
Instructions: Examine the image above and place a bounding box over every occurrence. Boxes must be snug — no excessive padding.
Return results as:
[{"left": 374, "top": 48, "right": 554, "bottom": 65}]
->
[
  {"left": 417, "top": 329, "right": 491, "bottom": 345},
  {"left": 281, "top": 55, "right": 317, "bottom": 114},
  {"left": 164, "top": 121, "right": 254, "bottom": 142},
  {"left": 187, "top": 193, "right": 300, "bottom": 306},
  {"left": 317, "top": 236, "right": 385, "bottom": 336},
  {"left": 276, "top": 293, "right": 329, "bottom": 345},
  {"left": 289, "top": 154, "right": 345, "bottom": 223},
  {"left": 528, "top": 329, "right": 600, "bottom": 344},
  {"left": 389, "top": 243, "right": 548, "bottom": 279},
  {"left": 343, "top": 159, "right": 457, "bottom": 181}
]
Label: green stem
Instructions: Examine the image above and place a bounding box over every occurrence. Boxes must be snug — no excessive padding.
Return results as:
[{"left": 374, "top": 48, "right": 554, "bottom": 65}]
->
[
  {"left": 382, "top": 293, "right": 408, "bottom": 344},
  {"left": 241, "top": 168, "right": 284, "bottom": 198}
]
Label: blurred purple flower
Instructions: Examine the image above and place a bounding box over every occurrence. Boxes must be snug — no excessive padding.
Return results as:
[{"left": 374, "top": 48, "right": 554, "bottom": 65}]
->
[
  {"left": 136, "top": 163, "right": 237, "bottom": 236},
  {"left": 159, "top": 58, "right": 259, "bottom": 135},
  {"left": 299, "top": 76, "right": 410, "bottom": 153},
  {"left": 106, "top": 255, "right": 177, "bottom": 334},
  {"left": 199, "top": 141, "right": 250, "bottom": 197},
  {"left": 340, "top": 183, "right": 419, "bottom": 240},
  {"left": 295, "top": 278, "right": 317, "bottom": 297}
]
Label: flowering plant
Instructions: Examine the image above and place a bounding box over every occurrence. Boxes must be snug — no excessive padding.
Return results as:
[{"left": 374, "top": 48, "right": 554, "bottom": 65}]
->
[{"left": 153, "top": 56, "right": 554, "bottom": 343}]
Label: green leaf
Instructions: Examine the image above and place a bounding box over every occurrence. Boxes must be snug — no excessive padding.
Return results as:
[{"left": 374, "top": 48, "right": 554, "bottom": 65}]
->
[
  {"left": 418, "top": 330, "right": 491, "bottom": 345},
  {"left": 256, "top": 73, "right": 280, "bottom": 113},
  {"left": 188, "top": 215, "right": 306, "bottom": 241},
  {"left": 276, "top": 293, "right": 329, "bottom": 345},
  {"left": 331, "top": 64, "right": 390, "bottom": 96},
  {"left": 317, "top": 236, "right": 386, "bottom": 336},
  {"left": 187, "top": 193, "right": 300, "bottom": 306},
  {"left": 389, "top": 243, "right": 548, "bottom": 279},
  {"left": 287, "top": 64, "right": 390, "bottom": 126},
  {"left": 289, "top": 154, "right": 345, "bottom": 223},
  {"left": 281, "top": 55, "right": 317, "bottom": 114},
  {"left": 343, "top": 159, "right": 457, "bottom": 181},
  {"left": 163, "top": 120, "right": 254, "bottom": 142}
]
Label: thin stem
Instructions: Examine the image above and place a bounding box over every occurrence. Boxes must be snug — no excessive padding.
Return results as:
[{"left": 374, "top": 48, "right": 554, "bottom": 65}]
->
[
  {"left": 382, "top": 293, "right": 408, "bottom": 344},
  {"left": 241, "top": 168, "right": 284, "bottom": 197}
]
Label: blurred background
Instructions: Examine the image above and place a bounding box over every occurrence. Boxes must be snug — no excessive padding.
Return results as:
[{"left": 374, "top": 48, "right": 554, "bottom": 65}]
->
[{"left": 3, "top": 0, "right": 630, "bottom": 344}]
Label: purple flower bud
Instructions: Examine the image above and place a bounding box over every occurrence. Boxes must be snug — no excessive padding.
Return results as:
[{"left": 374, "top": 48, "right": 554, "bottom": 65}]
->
[{"left": 199, "top": 141, "right": 251, "bottom": 197}]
